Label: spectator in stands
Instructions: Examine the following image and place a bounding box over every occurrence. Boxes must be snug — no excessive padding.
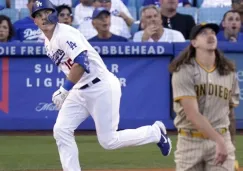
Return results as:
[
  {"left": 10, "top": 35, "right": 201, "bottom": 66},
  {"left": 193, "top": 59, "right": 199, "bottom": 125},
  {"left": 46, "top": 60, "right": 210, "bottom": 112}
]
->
[
  {"left": 13, "top": 0, "right": 43, "bottom": 42},
  {"left": 232, "top": 0, "right": 243, "bottom": 24},
  {"left": 218, "top": 0, "right": 243, "bottom": 32},
  {"left": 78, "top": 0, "right": 132, "bottom": 39},
  {"left": 56, "top": 4, "right": 73, "bottom": 26},
  {"left": 143, "top": 0, "right": 191, "bottom": 8},
  {"left": 133, "top": 5, "right": 185, "bottom": 42},
  {"left": 99, "top": 0, "right": 134, "bottom": 27},
  {"left": 201, "top": 0, "right": 231, "bottom": 8},
  {"left": 160, "top": 0, "right": 195, "bottom": 39},
  {"left": 74, "top": 0, "right": 94, "bottom": 25},
  {"left": 217, "top": 10, "right": 243, "bottom": 42},
  {"left": 0, "top": 15, "right": 14, "bottom": 42},
  {"left": 88, "top": 7, "right": 128, "bottom": 42},
  {"left": 93, "top": 0, "right": 101, "bottom": 7},
  {"left": 10, "top": 0, "right": 72, "bottom": 10}
]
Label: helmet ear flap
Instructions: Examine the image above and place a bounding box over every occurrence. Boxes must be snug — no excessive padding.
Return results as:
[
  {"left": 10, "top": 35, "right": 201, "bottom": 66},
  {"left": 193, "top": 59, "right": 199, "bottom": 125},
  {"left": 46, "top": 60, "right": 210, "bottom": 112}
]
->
[{"left": 47, "top": 10, "right": 58, "bottom": 24}]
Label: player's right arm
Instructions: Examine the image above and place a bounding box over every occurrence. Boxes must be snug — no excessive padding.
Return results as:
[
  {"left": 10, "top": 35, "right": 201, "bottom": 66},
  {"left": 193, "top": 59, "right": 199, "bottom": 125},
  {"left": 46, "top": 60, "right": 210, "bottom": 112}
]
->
[
  {"left": 172, "top": 66, "right": 227, "bottom": 165},
  {"left": 52, "top": 29, "right": 90, "bottom": 109}
]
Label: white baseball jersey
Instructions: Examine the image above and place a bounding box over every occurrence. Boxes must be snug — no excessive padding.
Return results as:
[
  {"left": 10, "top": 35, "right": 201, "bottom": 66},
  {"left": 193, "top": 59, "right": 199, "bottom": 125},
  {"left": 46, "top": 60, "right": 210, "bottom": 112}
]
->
[
  {"left": 44, "top": 23, "right": 109, "bottom": 88},
  {"left": 133, "top": 28, "right": 185, "bottom": 42}
]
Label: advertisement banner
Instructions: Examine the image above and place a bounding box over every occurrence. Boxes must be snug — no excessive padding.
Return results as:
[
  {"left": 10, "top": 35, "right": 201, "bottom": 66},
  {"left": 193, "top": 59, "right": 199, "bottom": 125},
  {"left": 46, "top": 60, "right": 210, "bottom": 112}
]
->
[{"left": 0, "top": 56, "right": 173, "bottom": 130}]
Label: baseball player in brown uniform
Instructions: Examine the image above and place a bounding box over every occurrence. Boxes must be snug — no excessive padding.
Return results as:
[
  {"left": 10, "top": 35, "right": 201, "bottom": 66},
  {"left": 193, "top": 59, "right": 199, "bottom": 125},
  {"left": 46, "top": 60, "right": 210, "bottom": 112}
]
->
[{"left": 169, "top": 23, "right": 240, "bottom": 171}]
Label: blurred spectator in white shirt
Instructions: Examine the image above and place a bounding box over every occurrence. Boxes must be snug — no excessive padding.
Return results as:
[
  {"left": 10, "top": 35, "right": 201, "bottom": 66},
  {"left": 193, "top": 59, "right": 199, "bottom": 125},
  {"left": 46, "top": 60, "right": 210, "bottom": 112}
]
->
[
  {"left": 73, "top": 0, "right": 94, "bottom": 25},
  {"left": 100, "top": 0, "right": 134, "bottom": 27},
  {"left": 14, "top": 0, "right": 72, "bottom": 10},
  {"left": 133, "top": 5, "right": 185, "bottom": 42},
  {"left": 78, "top": 0, "right": 132, "bottom": 39},
  {"left": 201, "top": 0, "right": 231, "bottom": 8}
]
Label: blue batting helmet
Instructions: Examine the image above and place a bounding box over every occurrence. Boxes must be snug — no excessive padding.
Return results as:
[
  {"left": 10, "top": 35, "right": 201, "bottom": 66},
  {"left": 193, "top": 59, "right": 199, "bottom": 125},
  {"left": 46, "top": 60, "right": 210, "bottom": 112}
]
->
[{"left": 31, "top": 0, "right": 58, "bottom": 24}]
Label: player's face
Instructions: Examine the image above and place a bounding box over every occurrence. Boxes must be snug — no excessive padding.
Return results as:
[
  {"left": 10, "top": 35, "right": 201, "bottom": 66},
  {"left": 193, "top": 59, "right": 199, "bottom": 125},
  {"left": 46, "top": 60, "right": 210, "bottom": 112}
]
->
[
  {"left": 34, "top": 9, "right": 56, "bottom": 32},
  {"left": 58, "top": 9, "right": 72, "bottom": 25},
  {"left": 222, "top": 12, "right": 241, "bottom": 35},
  {"left": 0, "top": 20, "right": 9, "bottom": 42},
  {"left": 142, "top": 8, "right": 162, "bottom": 29},
  {"left": 93, "top": 13, "right": 111, "bottom": 32},
  {"left": 193, "top": 28, "right": 217, "bottom": 51}
]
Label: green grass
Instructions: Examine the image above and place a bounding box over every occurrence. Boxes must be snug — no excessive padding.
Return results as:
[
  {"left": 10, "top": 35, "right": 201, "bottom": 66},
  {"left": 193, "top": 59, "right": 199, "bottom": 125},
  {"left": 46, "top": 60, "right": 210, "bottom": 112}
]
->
[{"left": 0, "top": 135, "right": 242, "bottom": 170}]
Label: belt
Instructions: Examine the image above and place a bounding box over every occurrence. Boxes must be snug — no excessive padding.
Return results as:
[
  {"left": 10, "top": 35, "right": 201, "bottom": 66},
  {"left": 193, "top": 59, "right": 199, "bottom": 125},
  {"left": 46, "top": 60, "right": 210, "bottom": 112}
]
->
[
  {"left": 80, "top": 77, "right": 101, "bottom": 89},
  {"left": 178, "top": 128, "right": 227, "bottom": 139}
]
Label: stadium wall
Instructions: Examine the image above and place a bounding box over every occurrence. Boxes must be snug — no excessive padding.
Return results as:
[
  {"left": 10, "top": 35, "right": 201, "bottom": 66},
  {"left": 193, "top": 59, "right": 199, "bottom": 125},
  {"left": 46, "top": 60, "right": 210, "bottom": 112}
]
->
[{"left": 0, "top": 42, "right": 242, "bottom": 130}]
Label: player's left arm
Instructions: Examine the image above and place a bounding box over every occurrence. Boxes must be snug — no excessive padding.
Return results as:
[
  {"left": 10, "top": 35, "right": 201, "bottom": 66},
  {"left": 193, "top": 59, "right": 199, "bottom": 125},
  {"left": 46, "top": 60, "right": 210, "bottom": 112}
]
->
[{"left": 229, "top": 72, "right": 240, "bottom": 146}]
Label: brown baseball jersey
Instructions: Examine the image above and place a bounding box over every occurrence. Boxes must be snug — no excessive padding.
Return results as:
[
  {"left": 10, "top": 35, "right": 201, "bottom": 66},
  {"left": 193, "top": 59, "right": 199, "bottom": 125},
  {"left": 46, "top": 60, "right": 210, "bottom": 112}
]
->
[
  {"left": 172, "top": 58, "right": 240, "bottom": 130},
  {"left": 172, "top": 58, "right": 239, "bottom": 171}
]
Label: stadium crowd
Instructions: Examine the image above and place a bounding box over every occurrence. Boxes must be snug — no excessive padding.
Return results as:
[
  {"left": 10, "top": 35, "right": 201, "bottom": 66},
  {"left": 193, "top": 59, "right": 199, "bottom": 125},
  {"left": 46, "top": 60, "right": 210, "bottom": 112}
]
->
[{"left": 0, "top": 0, "right": 242, "bottom": 43}]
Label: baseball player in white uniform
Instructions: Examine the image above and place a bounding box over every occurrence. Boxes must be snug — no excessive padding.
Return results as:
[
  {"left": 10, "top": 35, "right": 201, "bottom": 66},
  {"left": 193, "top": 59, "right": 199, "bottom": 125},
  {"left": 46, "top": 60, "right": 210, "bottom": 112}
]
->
[{"left": 31, "top": 0, "right": 172, "bottom": 171}]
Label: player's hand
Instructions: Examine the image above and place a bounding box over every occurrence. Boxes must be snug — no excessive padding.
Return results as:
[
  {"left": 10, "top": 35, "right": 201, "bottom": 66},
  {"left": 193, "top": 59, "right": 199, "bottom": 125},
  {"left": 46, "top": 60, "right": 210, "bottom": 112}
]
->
[
  {"left": 214, "top": 137, "right": 228, "bottom": 165},
  {"left": 52, "top": 86, "right": 69, "bottom": 109}
]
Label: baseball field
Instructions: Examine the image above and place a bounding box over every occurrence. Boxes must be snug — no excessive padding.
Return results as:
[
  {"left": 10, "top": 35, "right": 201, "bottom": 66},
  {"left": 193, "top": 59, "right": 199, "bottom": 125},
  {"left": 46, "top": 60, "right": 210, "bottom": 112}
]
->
[{"left": 0, "top": 132, "right": 242, "bottom": 171}]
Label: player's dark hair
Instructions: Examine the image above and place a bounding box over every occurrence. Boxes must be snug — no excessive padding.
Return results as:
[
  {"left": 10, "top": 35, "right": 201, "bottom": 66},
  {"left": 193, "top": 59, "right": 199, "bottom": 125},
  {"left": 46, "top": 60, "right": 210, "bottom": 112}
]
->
[
  {"left": 168, "top": 44, "right": 236, "bottom": 76},
  {"left": 0, "top": 15, "right": 15, "bottom": 41}
]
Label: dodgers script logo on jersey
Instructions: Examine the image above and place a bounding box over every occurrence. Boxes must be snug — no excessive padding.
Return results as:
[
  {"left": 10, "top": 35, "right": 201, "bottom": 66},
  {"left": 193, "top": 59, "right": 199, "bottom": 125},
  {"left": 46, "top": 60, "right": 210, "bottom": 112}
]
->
[
  {"left": 46, "top": 48, "right": 65, "bottom": 66},
  {"left": 0, "top": 58, "right": 9, "bottom": 114}
]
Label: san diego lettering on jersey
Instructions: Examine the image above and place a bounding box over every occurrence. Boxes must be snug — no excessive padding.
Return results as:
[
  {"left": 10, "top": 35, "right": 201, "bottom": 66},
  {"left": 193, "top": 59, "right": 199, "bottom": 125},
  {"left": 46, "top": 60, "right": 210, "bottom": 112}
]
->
[{"left": 194, "top": 84, "right": 231, "bottom": 100}]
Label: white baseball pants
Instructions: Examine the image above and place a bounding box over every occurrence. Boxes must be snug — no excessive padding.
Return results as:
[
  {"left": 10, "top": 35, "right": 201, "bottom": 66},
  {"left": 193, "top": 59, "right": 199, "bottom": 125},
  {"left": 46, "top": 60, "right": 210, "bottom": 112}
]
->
[{"left": 53, "top": 73, "right": 162, "bottom": 171}]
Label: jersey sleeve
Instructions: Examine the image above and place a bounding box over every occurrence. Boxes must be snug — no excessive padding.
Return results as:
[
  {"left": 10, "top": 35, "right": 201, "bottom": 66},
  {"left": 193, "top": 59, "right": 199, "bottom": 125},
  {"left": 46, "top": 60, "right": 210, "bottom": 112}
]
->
[
  {"left": 172, "top": 65, "right": 197, "bottom": 101},
  {"left": 59, "top": 29, "right": 87, "bottom": 61},
  {"left": 230, "top": 73, "right": 240, "bottom": 107}
]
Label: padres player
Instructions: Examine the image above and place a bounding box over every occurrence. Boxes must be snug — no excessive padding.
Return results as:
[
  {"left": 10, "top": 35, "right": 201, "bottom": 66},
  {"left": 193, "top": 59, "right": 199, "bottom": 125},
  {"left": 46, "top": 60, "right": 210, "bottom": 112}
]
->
[
  {"left": 169, "top": 23, "right": 240, "bottom": 171},
  {"left": 31, "top": 1, "right": 172, "bottom": 171}
]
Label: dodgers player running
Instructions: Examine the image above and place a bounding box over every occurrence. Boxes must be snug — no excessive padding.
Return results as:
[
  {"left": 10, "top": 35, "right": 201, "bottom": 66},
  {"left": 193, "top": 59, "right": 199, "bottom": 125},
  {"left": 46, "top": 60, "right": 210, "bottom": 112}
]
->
[{"left": 31, "top": 1, "right": 172, "bottom": 170}]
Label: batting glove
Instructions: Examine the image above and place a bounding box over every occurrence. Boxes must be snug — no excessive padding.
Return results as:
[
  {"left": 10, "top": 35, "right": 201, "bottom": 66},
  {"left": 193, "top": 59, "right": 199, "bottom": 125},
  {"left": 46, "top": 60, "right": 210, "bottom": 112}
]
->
[{"left": 52, "top": 86, "right": 69, "bottom": 109}]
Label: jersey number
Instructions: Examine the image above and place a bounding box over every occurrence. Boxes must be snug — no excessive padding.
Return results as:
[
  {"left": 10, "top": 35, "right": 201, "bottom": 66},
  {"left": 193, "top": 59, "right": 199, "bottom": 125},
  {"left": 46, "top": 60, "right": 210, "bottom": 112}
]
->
[
  {"left": 64, "top": 58, "right": 73, "bottom": 70},
  {"left": 66, "top": 41, "right": 77, "bottom": 50}
]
